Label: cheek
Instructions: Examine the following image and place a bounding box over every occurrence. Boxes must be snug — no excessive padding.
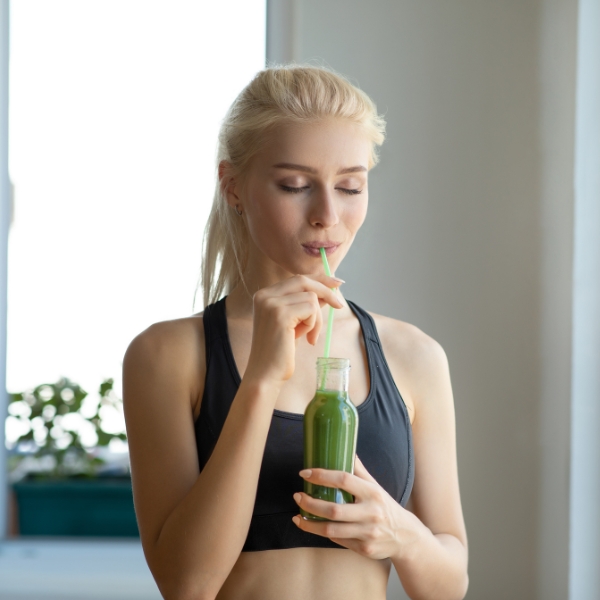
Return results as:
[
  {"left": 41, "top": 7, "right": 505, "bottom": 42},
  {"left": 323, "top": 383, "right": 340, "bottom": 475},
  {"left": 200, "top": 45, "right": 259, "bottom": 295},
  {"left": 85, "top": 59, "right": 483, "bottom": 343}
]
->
[
  {"left": 245, "top": 194, "right": 300, "bottom": 250},
  {"left": 343, "top": 197, "right": 368, "bottom": 235}
]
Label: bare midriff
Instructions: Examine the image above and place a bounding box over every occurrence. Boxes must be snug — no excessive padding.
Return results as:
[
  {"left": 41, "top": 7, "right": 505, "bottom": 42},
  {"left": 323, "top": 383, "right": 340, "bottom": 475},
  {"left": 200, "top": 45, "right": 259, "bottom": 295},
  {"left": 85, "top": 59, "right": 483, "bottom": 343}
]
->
[{"left": 216, "top": 547, "right": 391, "bottom": 600}]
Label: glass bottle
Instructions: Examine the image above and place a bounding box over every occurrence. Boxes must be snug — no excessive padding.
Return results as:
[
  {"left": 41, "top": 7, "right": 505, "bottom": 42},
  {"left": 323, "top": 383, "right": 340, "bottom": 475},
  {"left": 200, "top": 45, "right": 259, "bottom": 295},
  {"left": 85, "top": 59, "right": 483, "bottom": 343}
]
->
[{"left": 301, "top": 357, "right": 359, "bottom": 520}]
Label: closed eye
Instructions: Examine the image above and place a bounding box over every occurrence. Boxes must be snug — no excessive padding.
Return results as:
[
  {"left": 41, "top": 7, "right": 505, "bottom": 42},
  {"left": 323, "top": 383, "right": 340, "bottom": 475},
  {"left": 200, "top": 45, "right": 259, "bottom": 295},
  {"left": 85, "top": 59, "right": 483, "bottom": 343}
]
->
[
  {"left": 279, "top": 185, "right": 309, "bottom": 194},
  {"left": 279, "top": 185, "right": 362, "bottom": 195}
]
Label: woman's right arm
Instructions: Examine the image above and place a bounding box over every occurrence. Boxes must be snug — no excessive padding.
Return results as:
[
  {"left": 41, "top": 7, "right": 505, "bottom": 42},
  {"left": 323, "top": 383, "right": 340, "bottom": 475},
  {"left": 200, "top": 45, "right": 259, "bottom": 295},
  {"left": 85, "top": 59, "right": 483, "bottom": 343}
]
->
[{"left": 122, "top": 275, "right": 342, "bottom": 600}]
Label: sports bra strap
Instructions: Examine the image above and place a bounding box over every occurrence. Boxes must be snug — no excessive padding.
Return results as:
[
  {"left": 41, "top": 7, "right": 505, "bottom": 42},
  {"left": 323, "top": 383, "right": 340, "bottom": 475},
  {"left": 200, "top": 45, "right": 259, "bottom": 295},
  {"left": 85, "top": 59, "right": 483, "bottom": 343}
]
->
[{"left": 346, "top": 299, "right": 381, "bottom": 347}]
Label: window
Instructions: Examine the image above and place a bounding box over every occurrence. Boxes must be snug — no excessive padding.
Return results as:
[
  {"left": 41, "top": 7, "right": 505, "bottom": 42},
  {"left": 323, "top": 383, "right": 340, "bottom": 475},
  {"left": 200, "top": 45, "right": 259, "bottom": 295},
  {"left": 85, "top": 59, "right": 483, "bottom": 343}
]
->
[{"left": 7, "top": 0, "right": 265, "bottom": 418}]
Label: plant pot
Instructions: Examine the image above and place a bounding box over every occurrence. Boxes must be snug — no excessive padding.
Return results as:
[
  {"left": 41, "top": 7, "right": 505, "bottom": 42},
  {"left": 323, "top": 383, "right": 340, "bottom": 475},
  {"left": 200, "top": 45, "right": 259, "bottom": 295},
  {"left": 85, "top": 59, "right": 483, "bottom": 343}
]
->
[{"left": 12, "top": 476, "right": 139, "bottom": 537}]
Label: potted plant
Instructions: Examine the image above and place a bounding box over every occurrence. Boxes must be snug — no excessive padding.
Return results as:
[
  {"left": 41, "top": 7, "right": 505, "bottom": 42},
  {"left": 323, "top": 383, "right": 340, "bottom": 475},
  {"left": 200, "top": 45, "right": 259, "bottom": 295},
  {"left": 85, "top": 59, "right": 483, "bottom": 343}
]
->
[{"left": 7, "top": 377, "right": 138, "bottom": 537}]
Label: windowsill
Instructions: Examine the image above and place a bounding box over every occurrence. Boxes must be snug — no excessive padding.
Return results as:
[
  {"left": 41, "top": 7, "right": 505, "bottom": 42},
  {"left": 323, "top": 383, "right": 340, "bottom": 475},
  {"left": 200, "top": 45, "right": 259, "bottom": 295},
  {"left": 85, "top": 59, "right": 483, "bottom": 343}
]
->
[{"left": 0, "top": 538, "right": 160, "bottom": 599}]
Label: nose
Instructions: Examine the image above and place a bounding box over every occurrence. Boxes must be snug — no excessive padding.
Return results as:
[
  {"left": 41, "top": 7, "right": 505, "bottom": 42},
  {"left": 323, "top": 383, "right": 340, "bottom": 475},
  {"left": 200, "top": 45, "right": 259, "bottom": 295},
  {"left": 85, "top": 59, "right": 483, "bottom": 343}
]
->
[{"left": 308, "top": 188, "right": 339, "bottom": 229}]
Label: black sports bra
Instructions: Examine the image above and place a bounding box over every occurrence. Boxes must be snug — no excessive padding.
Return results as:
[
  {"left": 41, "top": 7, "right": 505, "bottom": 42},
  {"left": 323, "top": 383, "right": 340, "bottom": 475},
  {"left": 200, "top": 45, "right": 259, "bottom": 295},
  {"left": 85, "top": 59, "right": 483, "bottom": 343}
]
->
[{"left": 195, "top": 297, "right": 414, "bottom": 551}]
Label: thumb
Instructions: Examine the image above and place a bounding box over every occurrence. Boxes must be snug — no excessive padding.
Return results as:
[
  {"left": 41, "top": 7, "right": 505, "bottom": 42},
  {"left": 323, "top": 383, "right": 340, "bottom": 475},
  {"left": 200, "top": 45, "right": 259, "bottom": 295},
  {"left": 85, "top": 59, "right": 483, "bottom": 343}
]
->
[{"left": 353, "top": 455, "right": 377, "bottom": 483}]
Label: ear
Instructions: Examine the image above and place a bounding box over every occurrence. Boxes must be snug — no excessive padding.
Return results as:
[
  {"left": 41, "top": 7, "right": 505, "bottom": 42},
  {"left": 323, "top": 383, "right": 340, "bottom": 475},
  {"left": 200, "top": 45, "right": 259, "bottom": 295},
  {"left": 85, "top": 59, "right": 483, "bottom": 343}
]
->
[{"left": 218, "top": 160, "right": 241, "bottom": 209}]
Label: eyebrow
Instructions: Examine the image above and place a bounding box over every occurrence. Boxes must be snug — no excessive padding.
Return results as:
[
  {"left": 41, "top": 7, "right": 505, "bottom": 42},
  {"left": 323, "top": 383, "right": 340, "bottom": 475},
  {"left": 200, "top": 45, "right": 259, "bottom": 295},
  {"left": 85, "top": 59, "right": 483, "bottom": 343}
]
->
[{"left": 272, "top": 162, "right": 367, "bottom": 175}]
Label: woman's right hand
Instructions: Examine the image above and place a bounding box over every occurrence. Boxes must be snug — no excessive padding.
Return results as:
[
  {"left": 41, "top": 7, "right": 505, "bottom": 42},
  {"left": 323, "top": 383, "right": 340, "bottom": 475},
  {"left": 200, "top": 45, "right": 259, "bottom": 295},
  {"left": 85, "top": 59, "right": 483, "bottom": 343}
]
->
[{"left": 244, "top": 274, "right": 344, "bottom": 387}]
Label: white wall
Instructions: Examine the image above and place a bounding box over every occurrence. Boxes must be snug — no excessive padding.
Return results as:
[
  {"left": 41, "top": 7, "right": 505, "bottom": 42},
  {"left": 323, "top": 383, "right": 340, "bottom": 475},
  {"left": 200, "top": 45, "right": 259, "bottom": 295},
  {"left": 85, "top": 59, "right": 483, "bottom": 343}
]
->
[{"left": 268, "top": 1, "right": 578, "bottom": 598}]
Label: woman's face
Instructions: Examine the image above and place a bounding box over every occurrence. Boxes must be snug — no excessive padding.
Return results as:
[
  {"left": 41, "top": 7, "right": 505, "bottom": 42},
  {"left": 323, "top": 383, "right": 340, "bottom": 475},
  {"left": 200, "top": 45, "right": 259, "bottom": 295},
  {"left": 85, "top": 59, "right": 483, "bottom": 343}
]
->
[{"left": 230, "top": 118, "right": 372, "bottom": 280}]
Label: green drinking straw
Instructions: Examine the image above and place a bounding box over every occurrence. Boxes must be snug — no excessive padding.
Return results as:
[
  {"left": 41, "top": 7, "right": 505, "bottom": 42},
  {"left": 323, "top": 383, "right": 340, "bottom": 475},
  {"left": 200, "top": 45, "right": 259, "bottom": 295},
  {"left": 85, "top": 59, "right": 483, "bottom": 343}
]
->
[{"left": 320, "top": 247, "right": 335, "bottom": 359}]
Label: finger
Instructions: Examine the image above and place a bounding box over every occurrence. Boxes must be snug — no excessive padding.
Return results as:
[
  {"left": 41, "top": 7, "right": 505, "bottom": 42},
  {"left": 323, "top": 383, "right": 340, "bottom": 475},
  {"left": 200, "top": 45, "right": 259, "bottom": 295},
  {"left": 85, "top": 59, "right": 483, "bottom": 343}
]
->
[
  {"left": 277, "top": 292, "right": 321, "bottom": 339},
  {"left": 288, "top": 273, "right": 345, "bottom": 291},
  {"left": 298, "top": 277, "right": 343, "bottom": 310},
  {"left": 327, "top": 537, "right": 380, "bottom": 559},
  {"left": 267, "top": 274, "right": 344, "bottom": 308},
  {"left": 277, "top": 291, "right": 321, "bottom": 312},
  {"left": 293, "top": 492, "right": 364, "bottom": 522},
  {"left": 273, "top": 291, "right": 326, "bottom": 345},
  {"left": 306, "top": 303, "right": 323, "bottom": 346},
  {"left": 276, "top": 291, "right": 319, "bottom": 320},
  {"left": 291, "top": 307, "right": 318, "bottom": 340},
  {"left": 299, "top": 468, "right": 368, "bottom": 498},
  {"left": 354, "top": 455, "right": 378, "bottom": 484},
  {"left": 292, "top": 514, "right": 367, "bottom": 542},
  {"left": 295, "top": 319, "right": 318, "bottom": 341}
]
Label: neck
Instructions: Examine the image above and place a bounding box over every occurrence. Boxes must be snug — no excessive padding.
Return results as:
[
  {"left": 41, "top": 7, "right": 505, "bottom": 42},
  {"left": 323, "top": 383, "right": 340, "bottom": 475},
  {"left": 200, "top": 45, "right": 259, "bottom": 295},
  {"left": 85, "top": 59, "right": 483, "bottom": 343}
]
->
[{"left": 224, "top": 243, "right": 297, "bottom": 317}]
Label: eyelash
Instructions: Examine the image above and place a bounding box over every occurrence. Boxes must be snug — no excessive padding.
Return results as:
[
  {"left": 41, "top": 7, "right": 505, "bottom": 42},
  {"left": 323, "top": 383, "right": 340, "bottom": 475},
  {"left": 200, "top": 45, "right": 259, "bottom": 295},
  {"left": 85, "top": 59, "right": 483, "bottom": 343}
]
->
[{"left": 279, "top": 185, "right": 362, "bottom": 195}]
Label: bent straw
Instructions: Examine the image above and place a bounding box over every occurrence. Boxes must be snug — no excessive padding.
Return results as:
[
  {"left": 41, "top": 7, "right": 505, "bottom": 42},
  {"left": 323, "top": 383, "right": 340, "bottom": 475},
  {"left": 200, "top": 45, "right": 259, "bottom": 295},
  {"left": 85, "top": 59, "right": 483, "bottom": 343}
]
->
[{"left": 320, "top": 247, "right": 335, "bottom": 359}]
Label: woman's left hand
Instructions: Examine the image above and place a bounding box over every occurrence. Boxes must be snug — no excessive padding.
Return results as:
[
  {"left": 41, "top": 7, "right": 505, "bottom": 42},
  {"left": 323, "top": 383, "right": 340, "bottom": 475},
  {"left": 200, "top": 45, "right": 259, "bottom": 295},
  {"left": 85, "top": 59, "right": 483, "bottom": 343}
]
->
[{"left": 292, "top": 455, "right": 421, "bottom": 561}]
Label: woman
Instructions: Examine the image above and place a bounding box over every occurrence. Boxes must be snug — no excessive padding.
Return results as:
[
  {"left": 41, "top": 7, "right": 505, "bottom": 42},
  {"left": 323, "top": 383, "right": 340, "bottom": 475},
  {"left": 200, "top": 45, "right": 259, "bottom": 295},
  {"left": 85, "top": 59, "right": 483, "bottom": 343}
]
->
[{"left": 123, "top": 65, "right": 468, "bottom": 600}]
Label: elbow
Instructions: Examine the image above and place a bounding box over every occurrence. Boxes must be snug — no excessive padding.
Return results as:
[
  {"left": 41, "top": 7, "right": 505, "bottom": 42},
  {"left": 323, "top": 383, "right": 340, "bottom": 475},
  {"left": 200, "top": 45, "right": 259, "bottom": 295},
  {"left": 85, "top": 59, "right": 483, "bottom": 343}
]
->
[
  {"left": 177, "top": 591, "right": 217, "bottom": 600},
  {"left": 157, "top": 577, "right": 219, "bottom": 600},
  {"left": 460, "top": 573, "right": 469, "bottom": 599},
  {"left": 451, "top": 572, "right": 469, "bottom": 600},
  {"left": 146, "top": 536, "right": 226, "bottom": 600},
  {"left": 444, "top": 559, "right": 468, "bottom": 600},
  {"left": 150, "top": 559, "right": 221, "bottom": 600}
]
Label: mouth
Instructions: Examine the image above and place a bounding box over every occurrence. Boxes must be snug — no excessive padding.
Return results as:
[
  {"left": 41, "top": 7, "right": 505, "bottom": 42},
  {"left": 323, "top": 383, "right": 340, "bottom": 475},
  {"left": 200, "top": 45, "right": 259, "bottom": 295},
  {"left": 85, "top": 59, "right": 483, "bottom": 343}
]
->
[{"left": 301, "top": 242, "right": 341, "bottom": 257}]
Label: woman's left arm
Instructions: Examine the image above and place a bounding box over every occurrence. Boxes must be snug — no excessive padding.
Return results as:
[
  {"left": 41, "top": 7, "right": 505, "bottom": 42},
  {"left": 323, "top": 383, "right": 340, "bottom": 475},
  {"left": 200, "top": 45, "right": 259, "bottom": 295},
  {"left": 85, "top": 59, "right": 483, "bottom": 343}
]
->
[{"left": 292, "top": 323, "right": 468, "bottom": 600}]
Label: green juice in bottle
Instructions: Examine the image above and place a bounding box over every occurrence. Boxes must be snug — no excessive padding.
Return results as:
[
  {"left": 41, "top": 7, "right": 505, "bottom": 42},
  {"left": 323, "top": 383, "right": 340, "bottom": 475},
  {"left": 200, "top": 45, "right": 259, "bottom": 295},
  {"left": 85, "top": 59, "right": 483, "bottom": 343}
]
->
[{"left": 301, "top": 357, "right": 358, "bottom": 520}]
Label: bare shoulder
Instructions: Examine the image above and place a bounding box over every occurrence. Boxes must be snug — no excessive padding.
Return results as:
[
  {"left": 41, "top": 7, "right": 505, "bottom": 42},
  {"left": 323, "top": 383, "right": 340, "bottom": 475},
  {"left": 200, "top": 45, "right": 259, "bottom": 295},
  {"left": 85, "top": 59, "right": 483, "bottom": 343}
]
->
[
  {"left": 368, "top": 312, "right": 451, "bottom": 423},
  {"left": 125, "top": 313, "right": 205, "bottom": 358},
  {"left": 370, "top": 312, "right": 448, "bottom": 373},
  {"left": 123, "top": 313, "right": 206, "bottom": 419},
  {"left": 122, "top": 313, "right": 207, "bottom": 550}
]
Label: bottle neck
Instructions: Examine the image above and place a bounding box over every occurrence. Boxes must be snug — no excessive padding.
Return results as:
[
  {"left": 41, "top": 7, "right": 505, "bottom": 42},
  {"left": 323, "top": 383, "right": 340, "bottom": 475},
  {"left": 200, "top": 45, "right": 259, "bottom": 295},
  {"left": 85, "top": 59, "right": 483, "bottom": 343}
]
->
[{"left": 316, "top": 357, "right": 350, "bottom": 392}]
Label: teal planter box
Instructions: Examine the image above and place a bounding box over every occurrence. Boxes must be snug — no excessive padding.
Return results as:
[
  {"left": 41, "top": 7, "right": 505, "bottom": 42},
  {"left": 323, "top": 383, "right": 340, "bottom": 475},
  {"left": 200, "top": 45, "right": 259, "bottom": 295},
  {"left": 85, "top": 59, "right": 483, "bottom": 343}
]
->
[{"left": 12, "top": 477, "right": 139, "bottom": 537}]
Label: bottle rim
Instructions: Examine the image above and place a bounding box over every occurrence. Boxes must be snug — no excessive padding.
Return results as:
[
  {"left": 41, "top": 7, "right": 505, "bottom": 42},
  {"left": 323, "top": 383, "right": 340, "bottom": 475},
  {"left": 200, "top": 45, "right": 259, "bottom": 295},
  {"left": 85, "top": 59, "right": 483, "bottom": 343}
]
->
[{"left": 316, "top": 357, "right": 350, "bottom": 369}]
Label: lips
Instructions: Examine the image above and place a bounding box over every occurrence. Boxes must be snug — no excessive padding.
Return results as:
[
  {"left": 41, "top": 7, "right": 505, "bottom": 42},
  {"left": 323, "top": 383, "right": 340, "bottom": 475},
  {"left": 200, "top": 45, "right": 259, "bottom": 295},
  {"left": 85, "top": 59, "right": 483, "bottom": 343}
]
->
[{"left": 301, "top": 242, "right": 341, "bottom": 257}]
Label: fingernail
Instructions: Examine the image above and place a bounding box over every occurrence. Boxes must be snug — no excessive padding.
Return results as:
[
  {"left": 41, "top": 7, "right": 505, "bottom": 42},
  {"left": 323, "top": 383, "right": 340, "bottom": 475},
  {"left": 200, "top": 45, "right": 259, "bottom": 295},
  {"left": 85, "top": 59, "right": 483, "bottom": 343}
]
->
[
  {"left": 330, "top": 276, "right": 345, "bottom": 284},
  {"left": 293, "top": 493, "right": 301, "bottom": 504},
  {"left": 292, "top": 516, "right": 300, "bottom": 526},
  {"left": 299, "top": 469, "right": 312, "bottom": 478}
]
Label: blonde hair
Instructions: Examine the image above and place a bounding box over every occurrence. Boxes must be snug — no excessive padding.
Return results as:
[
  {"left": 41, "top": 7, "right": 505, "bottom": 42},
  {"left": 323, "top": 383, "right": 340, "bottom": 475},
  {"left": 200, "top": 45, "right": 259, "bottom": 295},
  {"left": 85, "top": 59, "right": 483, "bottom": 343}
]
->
[{"left": 196, "top": 64, "right": 386, "bottom": 309}]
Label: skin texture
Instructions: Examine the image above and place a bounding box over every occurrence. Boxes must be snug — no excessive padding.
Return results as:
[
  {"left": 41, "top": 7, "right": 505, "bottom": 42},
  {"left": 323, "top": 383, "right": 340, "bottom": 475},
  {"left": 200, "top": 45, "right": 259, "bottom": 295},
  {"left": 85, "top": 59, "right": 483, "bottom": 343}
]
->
[{"left": 123, "top": 118, "right": 468, "bottom": 600}]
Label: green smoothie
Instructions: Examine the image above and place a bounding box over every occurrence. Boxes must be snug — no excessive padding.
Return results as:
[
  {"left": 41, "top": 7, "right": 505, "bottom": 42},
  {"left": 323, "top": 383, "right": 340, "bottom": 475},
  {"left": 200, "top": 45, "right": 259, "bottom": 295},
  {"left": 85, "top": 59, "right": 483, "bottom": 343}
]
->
[{"left": 301, "top": 358, "right": 358, "bottom": 520}]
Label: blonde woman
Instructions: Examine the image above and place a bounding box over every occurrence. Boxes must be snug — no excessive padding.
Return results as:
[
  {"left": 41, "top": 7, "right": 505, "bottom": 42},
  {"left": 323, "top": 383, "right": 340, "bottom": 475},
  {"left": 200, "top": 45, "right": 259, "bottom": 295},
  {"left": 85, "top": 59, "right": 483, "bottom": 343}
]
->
[{"left": 123, "top": 65, "right": 468, "bottom": 600}]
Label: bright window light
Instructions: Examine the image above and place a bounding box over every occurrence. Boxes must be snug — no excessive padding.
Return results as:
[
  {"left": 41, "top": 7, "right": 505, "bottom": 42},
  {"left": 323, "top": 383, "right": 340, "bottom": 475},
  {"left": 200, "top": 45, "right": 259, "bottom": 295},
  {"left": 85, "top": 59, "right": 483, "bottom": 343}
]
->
[{"left": 7, "top": 0, "right": 266, "bottom": 403}]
